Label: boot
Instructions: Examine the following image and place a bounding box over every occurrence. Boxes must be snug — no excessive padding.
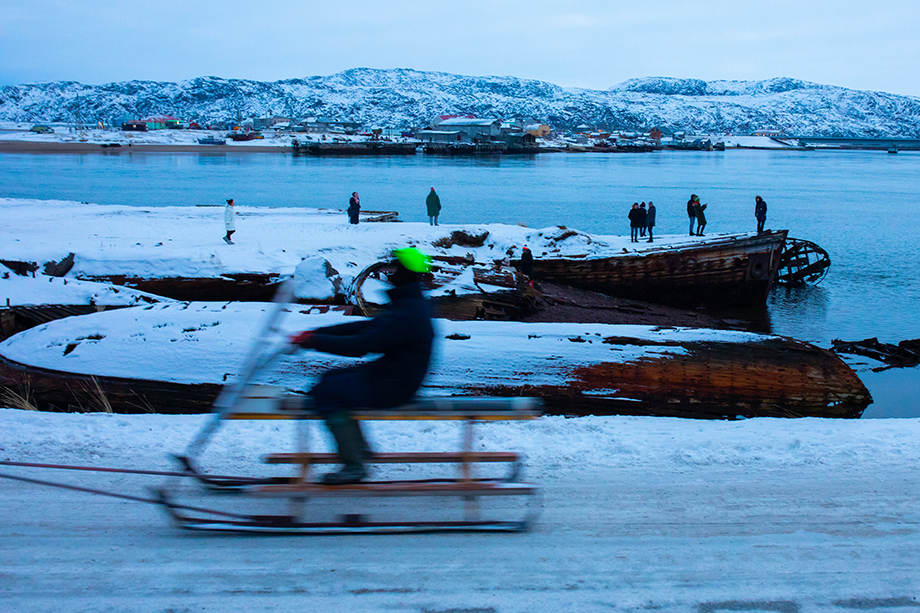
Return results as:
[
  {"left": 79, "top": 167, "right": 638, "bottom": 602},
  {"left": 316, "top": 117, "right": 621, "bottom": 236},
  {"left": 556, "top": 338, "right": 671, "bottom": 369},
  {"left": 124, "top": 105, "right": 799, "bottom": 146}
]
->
[{"left": 322, "top": 413, "right": 368, "bottom": 485}]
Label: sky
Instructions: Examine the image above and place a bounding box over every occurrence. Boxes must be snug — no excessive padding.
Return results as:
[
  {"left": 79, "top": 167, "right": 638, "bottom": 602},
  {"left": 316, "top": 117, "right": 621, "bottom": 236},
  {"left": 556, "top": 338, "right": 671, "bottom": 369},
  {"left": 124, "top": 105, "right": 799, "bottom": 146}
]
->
[{"left": 1, "top": 0, "right": 919, "bottom": 96}]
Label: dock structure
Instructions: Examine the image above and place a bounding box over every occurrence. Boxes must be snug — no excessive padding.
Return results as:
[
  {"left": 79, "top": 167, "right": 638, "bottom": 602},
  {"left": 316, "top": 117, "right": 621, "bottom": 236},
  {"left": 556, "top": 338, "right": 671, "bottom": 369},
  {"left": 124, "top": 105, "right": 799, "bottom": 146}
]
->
[{"left": 793, "top": 137, "right": 920, "bottom": 150}]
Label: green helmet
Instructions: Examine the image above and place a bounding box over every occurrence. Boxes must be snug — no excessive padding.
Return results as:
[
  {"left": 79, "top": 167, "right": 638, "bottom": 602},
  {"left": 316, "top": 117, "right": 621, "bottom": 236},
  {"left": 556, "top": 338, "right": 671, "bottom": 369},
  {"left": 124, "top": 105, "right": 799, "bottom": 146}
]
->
[{"left": 392, "top": 247, "right": 432, "bottom": 273}]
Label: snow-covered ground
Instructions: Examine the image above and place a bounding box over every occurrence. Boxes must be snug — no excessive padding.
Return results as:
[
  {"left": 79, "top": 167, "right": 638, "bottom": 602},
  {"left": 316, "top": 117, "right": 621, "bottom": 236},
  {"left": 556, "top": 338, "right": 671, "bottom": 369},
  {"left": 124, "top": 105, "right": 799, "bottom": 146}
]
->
[
  {"left": 2, "top": 198, "right": 916, "bottom": 610},
  {"left": 0, "top": 197, "right": 722, "bottom": 304},
  {"left": 1, "top": 409, "right": 917, "bottom": 611}
]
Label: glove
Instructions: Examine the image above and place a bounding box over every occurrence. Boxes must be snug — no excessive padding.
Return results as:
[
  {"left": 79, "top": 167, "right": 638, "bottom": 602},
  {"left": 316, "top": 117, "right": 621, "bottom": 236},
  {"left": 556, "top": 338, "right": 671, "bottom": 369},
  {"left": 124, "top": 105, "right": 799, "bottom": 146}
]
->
[{"left": 289, "top": 330, "right": 315, "bottom": 348}]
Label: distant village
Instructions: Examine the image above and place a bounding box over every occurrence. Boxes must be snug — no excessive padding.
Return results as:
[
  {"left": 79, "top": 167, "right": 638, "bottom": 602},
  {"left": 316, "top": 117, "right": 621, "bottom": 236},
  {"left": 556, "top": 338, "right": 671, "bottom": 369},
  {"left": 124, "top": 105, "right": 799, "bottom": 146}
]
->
[
  {"left": 35, "top": 105, "right": 916, "bottom": 153},
  {"left": 34, "top": 111, "right": 791, "bottom": 152}
]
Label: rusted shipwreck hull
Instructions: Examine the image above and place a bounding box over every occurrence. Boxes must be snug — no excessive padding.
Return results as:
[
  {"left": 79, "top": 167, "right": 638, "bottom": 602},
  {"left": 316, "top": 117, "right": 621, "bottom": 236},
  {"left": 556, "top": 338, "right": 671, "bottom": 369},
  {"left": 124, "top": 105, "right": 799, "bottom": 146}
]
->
[
  {"left": 75, "top": 273, "right": 285, "bottom": 302},
  {"left": 527, "top": 230, "right": 788, "bottom": 308},
  {"left": 0, "top": 306, "right": 870, "bottom": 419}
]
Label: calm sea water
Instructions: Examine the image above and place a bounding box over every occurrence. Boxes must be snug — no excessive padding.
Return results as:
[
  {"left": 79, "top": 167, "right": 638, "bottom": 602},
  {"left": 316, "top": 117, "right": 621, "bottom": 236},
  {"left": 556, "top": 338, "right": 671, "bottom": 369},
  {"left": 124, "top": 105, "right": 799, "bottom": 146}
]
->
[{"left": 2, "top": 149, "right": 919, "bottom": 418}]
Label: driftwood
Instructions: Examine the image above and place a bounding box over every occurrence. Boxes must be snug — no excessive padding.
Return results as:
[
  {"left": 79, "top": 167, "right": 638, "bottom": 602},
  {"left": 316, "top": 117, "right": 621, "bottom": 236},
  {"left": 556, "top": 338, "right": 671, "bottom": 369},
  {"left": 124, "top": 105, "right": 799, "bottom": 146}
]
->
[
  {"left": 42, "top": 253, "right": 75, "bottom": 277},
  {"left": 832, "top": 337, "right": 920, "bottom": 371}
]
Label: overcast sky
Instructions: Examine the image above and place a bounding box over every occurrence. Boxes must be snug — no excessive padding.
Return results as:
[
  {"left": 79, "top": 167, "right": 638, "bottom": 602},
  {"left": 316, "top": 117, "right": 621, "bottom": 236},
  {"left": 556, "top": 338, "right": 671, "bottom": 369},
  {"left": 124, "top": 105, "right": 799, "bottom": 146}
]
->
[{"left": 2, "top": 0, "right": 919, "bottom": 96}]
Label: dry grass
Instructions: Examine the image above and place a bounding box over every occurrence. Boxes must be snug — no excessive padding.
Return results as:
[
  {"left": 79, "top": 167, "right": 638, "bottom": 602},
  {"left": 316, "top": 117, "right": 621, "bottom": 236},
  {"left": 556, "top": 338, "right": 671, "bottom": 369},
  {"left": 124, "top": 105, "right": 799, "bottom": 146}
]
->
[
  {"left": 87, "top": 376, "right": 114, "bottom": 413},
  {"left": 1, "top": 382, "right": 38, "bottom": 411}
]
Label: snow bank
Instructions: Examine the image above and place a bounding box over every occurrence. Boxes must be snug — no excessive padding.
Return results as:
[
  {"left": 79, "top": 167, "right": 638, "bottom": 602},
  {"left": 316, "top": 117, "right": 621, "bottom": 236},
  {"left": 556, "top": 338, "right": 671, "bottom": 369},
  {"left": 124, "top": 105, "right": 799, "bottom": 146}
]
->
[
  {"left": 2, "top": 409, "right": 918, "bottom": 480},
  {"left": 0, "top": 197, "right": 741, "bottom": 302}
]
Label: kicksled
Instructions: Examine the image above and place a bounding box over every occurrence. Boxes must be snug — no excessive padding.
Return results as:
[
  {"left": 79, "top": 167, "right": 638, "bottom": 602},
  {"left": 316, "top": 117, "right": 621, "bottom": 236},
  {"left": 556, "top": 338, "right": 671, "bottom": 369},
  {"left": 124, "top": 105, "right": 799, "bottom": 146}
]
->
[{"left": 158, "top": 279, "right": 544, "bottom": 534}]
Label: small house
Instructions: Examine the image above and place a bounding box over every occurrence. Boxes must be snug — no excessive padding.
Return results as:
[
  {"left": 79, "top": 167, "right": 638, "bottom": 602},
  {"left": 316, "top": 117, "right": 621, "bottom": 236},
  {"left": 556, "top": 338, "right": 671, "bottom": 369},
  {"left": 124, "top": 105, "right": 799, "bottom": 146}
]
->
[
  {"left": 416, "top": 130, "right": 463, "bottom": 143},
  {"left": 142, "top": 115, "right": 178, "bottom": 130},
  {"left": 648, "top": 126, "right": 675, "bottom": 140},
  {"left": 430, "top": 117, "right": 502, "bottom": 142},
  {"left": 121, "top": 120, "right": 148, "bottom": 132},
  {"left": 525, "top": 124, "right": 552, "bottom": 138}
]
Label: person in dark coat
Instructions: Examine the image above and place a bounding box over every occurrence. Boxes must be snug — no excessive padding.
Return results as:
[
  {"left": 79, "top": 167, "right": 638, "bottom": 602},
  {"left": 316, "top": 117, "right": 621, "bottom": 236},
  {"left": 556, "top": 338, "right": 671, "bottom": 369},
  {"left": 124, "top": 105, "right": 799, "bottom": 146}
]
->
[
  {"left": 288, "top": 248, "right": 435, "bottom": 485},
  {"left": 646, "top": 201, "right": 657, "bottom": 242},
  {"left": 687, "top": 194, "right": 699, "bottom": 236},
  {"left": 347, "top": 192, "right": 360, "bottom": 225},
  {"left": 520, "top": 245, "right": 534, "bottom": 278},
  {"left": 426, "top": 187, "right": 442, "bottom": 226},
  {"left": 628, "top": 202, "right": 642, "bottom": 242},
  {"left": 755, "top": 195, "right": 767, "bottom": 234},
  {"left": 638, "top": 202, "right": 648, "bottom": 237},
  {"left": 695, "top": 201, "right": 708, "bottom": 236}
]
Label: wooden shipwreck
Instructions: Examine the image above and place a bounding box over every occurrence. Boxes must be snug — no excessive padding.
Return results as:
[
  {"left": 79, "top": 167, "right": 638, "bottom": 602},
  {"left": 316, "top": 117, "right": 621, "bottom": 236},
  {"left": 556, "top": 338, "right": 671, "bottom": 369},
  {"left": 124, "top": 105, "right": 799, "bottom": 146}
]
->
[
  {"left": 0, "top": 305, "right": 871, "bottom": 419},
  {"left": 523, "top": 230, "right": 788, "bottom": 308}
]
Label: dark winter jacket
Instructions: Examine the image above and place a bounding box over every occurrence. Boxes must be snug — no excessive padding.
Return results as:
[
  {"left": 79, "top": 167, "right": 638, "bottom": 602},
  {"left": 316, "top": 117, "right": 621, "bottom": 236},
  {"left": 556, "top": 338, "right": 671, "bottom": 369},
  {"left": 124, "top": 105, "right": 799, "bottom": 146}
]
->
[
  {"left": 687, "top": 198, "right": 697, "bottom": 218},
  {"left": 347, "top": 196, "right": 360, "bottom": 222},
  {"left": 426, "top": 191, "right": 442, "bottom": 216},
  {"left": 310, "top": 280, "right": 435, "bottom": 407},
  {"left": 695, "top": 203, "right": 708, "bottom": 225},
  {"left": 755, "top": 198, "right": 767, "bottom": 221},
  {"left": 646, "top": 205, "right": 656, "bottom": 228},
  {"left": 628, "top": 207, "right": 643, "bottom": 228},
  {"left": 520, "top": 248, "right": 534, "bottom": 277}
]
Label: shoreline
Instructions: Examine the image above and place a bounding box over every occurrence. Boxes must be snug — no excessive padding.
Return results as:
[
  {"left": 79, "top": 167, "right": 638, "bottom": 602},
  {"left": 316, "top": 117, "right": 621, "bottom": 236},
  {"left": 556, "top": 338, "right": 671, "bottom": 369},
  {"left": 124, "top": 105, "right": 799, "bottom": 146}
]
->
[{"left": 0, "top": 140, "right": 295, "bottom": 154}]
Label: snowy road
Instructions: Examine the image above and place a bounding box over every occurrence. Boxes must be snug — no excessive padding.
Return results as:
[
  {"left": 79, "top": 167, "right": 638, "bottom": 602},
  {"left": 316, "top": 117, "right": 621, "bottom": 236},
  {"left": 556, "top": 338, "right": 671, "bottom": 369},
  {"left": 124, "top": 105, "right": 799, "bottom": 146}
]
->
[{"left": 1, "top": 411, "right": 918, "bottom": 612}]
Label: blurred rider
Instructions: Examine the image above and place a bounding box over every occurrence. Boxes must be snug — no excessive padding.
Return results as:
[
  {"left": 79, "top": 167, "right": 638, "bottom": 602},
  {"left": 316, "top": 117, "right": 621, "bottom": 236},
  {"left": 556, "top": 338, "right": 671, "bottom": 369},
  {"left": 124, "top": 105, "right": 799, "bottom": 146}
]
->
[{"left": 288, "top": 248, "right": 435, "bottom": 485}]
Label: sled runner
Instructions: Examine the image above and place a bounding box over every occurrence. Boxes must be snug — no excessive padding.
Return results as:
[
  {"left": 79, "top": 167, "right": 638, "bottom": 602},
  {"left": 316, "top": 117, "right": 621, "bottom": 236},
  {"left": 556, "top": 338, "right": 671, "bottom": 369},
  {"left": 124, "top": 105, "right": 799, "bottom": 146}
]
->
[{"left": 163, "top": 394, "right": 543, "bottom": 534}]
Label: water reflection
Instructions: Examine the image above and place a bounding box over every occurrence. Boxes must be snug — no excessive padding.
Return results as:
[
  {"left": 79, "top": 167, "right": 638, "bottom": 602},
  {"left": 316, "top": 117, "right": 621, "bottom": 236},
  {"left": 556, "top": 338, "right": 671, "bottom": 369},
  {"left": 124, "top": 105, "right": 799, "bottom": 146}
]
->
[{"left": 767, "top": 284, "right": 830, "bottom": 342}]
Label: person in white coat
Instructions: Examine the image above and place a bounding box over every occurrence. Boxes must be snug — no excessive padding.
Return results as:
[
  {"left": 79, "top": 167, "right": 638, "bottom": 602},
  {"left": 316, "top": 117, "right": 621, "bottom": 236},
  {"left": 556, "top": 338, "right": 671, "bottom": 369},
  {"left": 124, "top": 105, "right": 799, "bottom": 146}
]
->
[{"left": 223, "top": 198, "right": 236, "bottom": 244}]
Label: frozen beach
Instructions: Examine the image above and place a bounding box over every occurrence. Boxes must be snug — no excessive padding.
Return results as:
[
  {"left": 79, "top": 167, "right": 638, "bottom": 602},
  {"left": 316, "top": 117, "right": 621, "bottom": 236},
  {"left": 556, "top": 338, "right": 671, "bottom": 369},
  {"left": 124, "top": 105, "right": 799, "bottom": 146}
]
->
[{"left": 1, "top": 409, "right": 917, "bottom": 611}]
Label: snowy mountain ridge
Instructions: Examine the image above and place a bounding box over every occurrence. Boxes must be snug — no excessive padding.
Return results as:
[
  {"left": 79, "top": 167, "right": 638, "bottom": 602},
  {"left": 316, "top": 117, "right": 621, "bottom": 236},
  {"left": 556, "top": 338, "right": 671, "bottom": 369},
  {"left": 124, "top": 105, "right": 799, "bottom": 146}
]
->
[{"left": 2, "top": 68, "right": 920, "bottom": 137}]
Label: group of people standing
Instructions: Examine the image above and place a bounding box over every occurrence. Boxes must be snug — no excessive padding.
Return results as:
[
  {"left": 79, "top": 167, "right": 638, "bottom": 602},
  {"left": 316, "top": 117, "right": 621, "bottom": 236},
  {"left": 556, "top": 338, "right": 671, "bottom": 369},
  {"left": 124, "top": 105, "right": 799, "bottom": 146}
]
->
[
  {"left": 686, "top": 194, "right": 708, "bottom": 236},
  {"left": 222, "top": 189, "right": 768, "bottom": 247},
  {"left": 628, "top": 201, "right": 657, "bottom": 243}
]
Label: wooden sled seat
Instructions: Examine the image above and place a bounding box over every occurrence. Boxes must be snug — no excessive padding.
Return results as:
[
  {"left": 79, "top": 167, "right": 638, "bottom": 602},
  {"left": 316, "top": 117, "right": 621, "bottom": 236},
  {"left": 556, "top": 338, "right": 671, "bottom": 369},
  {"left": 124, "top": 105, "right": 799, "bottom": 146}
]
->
[
  {"left": 265, "top": 451, "right": 520, "bottom": 465},
  {"left": 252, "top": 480, "right": 536, "bottom": 498}
]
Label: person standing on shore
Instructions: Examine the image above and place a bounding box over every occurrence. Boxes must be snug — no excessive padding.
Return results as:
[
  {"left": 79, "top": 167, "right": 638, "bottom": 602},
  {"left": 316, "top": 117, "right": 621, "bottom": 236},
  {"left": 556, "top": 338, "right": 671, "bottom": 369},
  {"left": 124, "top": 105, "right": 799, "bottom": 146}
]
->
[
  {"left": 348, "top": 192, "right": 361, "bottom": 225},
  {"left": 687, "top": 194, "right": 699, "bottom": 236},
  {"left": 695, "top": 201, "right": 708, "bottom": 236},
  {"left": 223, "top": 198, "right": 236, "bottom": 244},
  {"left": 755, "top": 195, "right": 767, "bottom": 234},
  {"left": 628, "top": 202, "right": 642, "bottom": 243},
  {"left": 646, "top": 201, "right": 657, "bottom": 242},
  {"left": 638, "top": 202, "right": 648, "bottom": 237},
  {"left": 426, "top": 187, "right": 441, "bottom": 226},
  {"left": 520, "top": 245, "right": 534, "bottom": 280}
]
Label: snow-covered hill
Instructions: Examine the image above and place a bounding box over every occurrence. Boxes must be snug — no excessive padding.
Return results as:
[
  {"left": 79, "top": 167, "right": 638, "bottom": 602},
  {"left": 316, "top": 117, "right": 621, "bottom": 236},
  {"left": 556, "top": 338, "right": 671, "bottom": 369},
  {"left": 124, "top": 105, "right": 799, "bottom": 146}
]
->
[{"left": 2, "top": 68, "right": 920, "bottom": 137}]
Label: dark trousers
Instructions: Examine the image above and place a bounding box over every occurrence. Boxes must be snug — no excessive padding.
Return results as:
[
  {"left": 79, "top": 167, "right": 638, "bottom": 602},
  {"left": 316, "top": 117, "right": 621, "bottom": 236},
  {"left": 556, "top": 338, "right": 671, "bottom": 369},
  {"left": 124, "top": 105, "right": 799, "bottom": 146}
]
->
[
  {"left": 647, "top": 226, "right": 654, "bottom": 240},
  {"left": 631, "top": 227, "right": 639, "bottom": 242},
  {"left": 757, "top": 218, "right": 765, "bottom": 233},
  {"left": 309, "top": 367, "right": 374, "bottom": 463}
]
